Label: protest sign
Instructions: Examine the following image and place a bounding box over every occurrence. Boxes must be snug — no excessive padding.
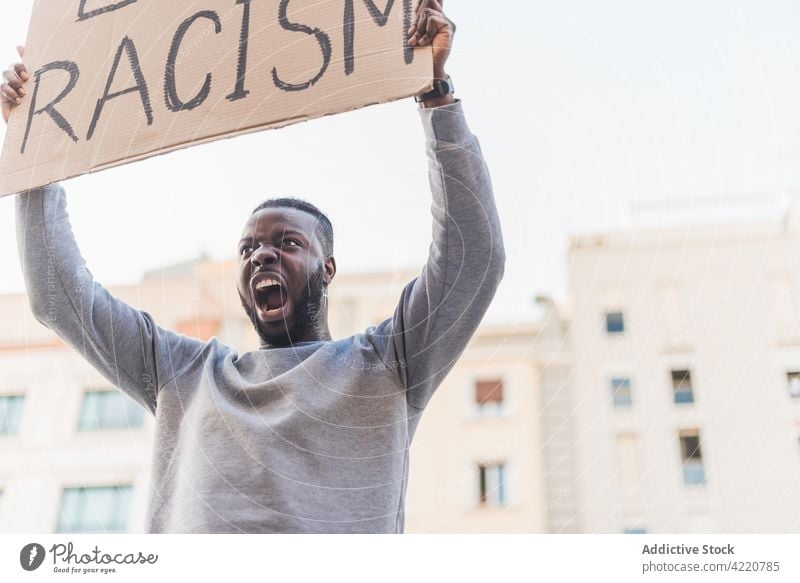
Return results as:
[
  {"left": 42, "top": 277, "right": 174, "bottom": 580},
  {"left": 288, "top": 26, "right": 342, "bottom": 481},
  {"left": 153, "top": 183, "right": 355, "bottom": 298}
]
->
[{"left": 0, "top": 0, "right": 432, "bottom": 196}]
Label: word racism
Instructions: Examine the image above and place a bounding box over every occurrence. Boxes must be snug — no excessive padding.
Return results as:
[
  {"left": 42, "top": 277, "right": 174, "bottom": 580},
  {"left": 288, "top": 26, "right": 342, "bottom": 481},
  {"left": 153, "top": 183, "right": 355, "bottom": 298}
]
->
[
  {"left": 22, "top": 0, "right": 416, "bottom": 153},
  {"left": 0, "top": 0, "right": 430, "bottom": 196},
  {"left": 50, "top": 542, "right": 158, "bottom": 565}
]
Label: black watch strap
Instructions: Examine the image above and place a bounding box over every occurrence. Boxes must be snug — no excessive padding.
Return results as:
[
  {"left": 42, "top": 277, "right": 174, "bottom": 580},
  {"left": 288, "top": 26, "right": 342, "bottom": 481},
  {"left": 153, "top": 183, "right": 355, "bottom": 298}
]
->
[{"left": 414, "top": 76, "right": 454, "bottom": 103}]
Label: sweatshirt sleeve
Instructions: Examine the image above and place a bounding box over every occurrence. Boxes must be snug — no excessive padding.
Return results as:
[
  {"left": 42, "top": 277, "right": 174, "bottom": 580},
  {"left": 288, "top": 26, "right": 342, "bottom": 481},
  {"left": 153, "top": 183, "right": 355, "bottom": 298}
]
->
[
  {"left": 367, "top": 101, "right": 506, "bottom": 410},
  {"left": 16, "top": 184, "right": 206, "bottom": 415}
]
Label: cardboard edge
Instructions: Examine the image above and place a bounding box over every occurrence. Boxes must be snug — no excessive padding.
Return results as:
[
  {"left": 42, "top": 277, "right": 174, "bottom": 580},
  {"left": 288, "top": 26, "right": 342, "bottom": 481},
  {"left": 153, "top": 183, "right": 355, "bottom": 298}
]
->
[{"left": 1, "top": 80, "right": 431, "bottom": 198}]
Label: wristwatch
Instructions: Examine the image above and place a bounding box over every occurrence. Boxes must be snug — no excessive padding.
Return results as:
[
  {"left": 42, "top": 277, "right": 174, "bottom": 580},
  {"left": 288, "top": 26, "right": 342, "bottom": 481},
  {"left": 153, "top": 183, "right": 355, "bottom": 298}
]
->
[{"left": 414, "top": 76, "right": 454, "bottom": 103}]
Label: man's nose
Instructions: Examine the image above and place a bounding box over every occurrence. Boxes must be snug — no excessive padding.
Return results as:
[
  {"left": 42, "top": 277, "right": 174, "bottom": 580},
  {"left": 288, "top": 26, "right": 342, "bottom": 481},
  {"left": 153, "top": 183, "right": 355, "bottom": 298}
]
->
[{"left": 251, "top": 245, "right": 279, "bottom": 267}]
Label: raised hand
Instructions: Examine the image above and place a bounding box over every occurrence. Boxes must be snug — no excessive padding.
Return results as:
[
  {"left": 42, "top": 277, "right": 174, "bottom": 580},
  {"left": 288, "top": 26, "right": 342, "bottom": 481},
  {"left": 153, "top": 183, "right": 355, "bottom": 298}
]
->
[
  {"left": 1, "top": 46, "right": 27, "bottom": 124},
  {"left": 408, "top": 0, "right": 455, "bottom": 81}
]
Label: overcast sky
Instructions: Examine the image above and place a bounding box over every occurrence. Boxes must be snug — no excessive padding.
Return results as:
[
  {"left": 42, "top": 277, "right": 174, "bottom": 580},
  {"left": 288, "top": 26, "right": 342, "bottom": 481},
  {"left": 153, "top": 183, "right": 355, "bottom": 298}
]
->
[{"left": 2, "top": 0, "right": 800, "bottom": 326}]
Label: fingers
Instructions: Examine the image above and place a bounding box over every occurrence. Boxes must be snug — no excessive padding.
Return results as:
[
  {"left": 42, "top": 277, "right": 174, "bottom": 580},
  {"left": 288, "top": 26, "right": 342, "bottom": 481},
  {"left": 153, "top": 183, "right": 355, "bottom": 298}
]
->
[
  {"left": 1, "top": 49, "right": 24, "bottom": 123},
  {"left": 14, "top": 63, "right": 28, "bottom": 81},
  {"left": 7, "top": 65, "right": 28, "bottom": 85},
  {"left": 1, "top": 85, "right": 21, "bottom": 110},
  {"left": 409, "top": 0, "right": 439, "bottom": 35},
  {"left": 417, "top": 13, "right": 437, "bottom": 46},
  {"left": 412, "top": 0, "right": 441, "bottom": 18},
  {"left": 408, "top": 11, "right": 452, "bottom": 46},
  {"left": 1, "top": 60, "right": 28, "bottom": 111},
  {"left": 415, "top": 0, "right": 442, "bottom": 12},
  {"left": 424, "top": 12, "right": 443, "bottom": 44},
  {"left": 2, "top": 69, "right": 26, "bottom": 96},
  {"left": 408, "top": 10, "right": 429, "bottom": 45},
  {"left": 1, "top": 82, "right": 22, "bottom": 105},
  {"left": 408, "top": 0, "right": 453, "bottom": 46}
]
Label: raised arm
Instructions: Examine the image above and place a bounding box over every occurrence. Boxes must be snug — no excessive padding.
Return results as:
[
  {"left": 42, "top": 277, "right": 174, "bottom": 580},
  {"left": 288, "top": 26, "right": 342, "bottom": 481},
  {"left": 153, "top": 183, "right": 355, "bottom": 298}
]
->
[
  {"left": 369, "top": 2, "right": 505, "bottom": 410},
  {"left": 4, "top": 52, "right": 205, "bottom": 414},
  {"left": 16, "top": 186, "right": 206, "bottom": 414}
]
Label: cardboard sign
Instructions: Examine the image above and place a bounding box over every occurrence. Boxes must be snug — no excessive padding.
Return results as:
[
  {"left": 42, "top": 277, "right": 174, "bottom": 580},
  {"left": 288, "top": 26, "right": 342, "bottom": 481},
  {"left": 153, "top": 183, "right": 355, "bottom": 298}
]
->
[{"left": 0, "top": 0, "right": 432, "bottom": 197}]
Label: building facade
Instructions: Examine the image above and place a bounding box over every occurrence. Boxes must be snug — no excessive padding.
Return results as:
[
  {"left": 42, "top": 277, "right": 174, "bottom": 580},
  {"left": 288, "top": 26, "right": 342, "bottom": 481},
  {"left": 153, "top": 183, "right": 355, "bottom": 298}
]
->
[
  {"left": 5, "top": 218, "right": 798, "bottom": 534},
  {"left": 566, "top": 221, "right": 800, "bottom": 533}
]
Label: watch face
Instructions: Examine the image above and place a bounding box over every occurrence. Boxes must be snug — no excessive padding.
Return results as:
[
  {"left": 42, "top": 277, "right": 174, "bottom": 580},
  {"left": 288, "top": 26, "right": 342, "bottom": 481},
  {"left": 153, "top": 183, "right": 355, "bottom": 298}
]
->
[
  {"left": 438, "top": 78, "right": 453, "bottom": 95},
  {"left": 415, "top": 77, "right": 453, "bottom": 101}
]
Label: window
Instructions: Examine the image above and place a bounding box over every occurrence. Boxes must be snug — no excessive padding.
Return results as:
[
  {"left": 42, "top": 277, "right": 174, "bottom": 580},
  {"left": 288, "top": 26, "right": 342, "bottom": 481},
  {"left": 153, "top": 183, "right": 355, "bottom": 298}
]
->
[
  {"left": 671, "top": 370, "right": 695, "bottom": 404},
  {"left": 679, "top": 430, "right": 706, "bottom": 486},
  {"left": 611, "top": 377, "right": 633, "bottom": 407},
  {"left": 787, "top": 372, "right": 800, "bottom": 399},
  {"left": 477, "top": 462, "right": 506, "bottom": 507},
  {"left": 56, "top": 485, "right": 132, "bottom": 533},
  {"left": 475, "top": 379, "right": 504, "bottom": 414},
  {"left": 0, "top": 395, "right": 25, "bottom": 435},
  {"left": 624, "top": 527, "right": 648, "bottom": 534},
  {"left": 606, "top": 311, "right": 625, "bottom": 335},
  {"left": 78, "top": 390, "right": 144, "bottom": 431}
]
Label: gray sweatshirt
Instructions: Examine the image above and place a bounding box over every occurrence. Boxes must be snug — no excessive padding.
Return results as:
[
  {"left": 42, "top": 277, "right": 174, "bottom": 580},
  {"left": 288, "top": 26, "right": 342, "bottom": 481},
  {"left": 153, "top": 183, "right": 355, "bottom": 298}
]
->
[{"left": 16, "top": 101, "right": 505, "bottom": 533}]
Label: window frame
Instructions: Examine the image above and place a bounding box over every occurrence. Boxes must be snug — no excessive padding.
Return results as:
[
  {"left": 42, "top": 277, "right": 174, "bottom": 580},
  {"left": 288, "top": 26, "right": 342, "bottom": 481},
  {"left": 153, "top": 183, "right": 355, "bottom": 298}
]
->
[
  {"left": 678, "top": 429, "right": 706, "bottom": 486},
  {"left": 55, "top": 485, "right": 133, "bottom": 534},
  {"left": 0, "top": 394, "right": 25, "bottom": 436},
  {"left": 476, "top": 461, "right": 508, "bottom": 508},
  {"left": 611, "top": 377, "right": 633, "bottom": 408},
  {"left": 671, "top": 369, "right": 695, "bottom": 405},
  {"left": 474, "top": 378, "right": 505, "bottom": 416},
  {"left": 786, "top": 371, "right": 800, "bottom": 399},
  {"left": 605, "top": 311, "right": 625, "bottom": 335},
  {"left": 77, "top": 389, "right": 144, "bottom": 431}
]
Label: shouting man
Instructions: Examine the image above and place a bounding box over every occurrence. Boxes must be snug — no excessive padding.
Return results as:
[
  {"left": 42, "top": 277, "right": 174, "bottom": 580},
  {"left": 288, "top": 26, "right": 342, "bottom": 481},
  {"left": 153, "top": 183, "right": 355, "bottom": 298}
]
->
[{"left": 2, "top": 0, "right": 505, "bottom": 533}]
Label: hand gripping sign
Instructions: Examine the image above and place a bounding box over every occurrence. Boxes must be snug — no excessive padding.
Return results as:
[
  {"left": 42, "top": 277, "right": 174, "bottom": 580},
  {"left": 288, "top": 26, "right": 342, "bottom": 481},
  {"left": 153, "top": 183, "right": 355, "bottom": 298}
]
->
[{"left": 0, "top": 0, "right": 432, "bottom": 196}]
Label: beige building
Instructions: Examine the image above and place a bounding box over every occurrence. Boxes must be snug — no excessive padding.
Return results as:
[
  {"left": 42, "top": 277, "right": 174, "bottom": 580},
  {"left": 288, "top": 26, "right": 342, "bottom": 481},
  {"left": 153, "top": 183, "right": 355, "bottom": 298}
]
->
[
  {"left": 0, "top": 259, "right": 553, "bottom": 533},
  {"left": 8, "top": 217, "right": 797, "bottom": 535},
  {"left": 404, "top": 321, "right": 546, "bottom": 533},
  {"left": 330, "top": 271, "right": 556, "bottom": 533},
  {"left": 566, "top": 220, "right": 800, "bottom": 533}
]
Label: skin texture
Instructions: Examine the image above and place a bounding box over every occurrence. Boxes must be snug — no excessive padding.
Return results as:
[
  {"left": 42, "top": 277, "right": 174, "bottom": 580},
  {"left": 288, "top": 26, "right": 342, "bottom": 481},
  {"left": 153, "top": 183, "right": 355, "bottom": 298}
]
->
[
  {"left": 1, "top": 46, "right": 25, "bottom": 123},
  {"left": 237, "top": 207, "right": 336, "bottom": 347},
  {"left": 409, "top": 0, "right": 456, "bottom": 108},
  {"left": 2, "top": 3, "right": 457, "bottom": 345}
]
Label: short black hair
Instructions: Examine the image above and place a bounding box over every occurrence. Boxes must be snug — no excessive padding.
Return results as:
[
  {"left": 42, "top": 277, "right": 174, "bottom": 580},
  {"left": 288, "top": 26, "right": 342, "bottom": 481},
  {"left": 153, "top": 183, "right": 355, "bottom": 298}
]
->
[{"left": 251, "top": 197, "right": 334, "bottom": 256}]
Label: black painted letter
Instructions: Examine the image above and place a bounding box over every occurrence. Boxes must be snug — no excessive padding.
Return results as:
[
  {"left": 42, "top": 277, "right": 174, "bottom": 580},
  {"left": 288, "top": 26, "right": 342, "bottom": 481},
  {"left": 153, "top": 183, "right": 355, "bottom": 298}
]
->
[
  {"left": 20, "top": 62, "right": 80, "bottom": 154},
  {"left": 77, "top": 0, "right": 137, "bottom": 21},
  {"left": 87, "top": 36, "right": 153, "bottom": 141},
  {"left": 343, "top": 0, "right": 395, "bottom": 75},
  {"left": 402, "top": 0, "right": 414, "bottom": 65},
  {"left": 165, "top": 11, "right": 222, "bottom": 112},
  {"left": 226, "top": 0, "right": 251, "bottom": 102},
  {"left": 271, "top": 0, "right": 332, "bottom": 92}
]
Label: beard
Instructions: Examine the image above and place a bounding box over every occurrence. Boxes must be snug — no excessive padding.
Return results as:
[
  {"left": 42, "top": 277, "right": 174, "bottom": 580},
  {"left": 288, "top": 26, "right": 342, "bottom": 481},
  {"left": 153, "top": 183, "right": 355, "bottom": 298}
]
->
[{"left": 239, "top": 261, "right": 326, "bottom": 348}]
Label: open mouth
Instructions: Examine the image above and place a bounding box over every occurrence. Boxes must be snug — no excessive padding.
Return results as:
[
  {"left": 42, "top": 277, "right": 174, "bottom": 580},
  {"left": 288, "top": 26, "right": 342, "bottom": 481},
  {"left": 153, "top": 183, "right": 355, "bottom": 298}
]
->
[{"left": 253, "top": 276, "right": 289, "bottom": 320}]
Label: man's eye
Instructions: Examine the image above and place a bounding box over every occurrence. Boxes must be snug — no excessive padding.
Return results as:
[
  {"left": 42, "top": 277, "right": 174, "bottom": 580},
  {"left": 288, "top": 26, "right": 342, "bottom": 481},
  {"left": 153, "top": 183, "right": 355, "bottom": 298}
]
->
[
  {"left": 283, "top": 239, "right": 300, "bottom": 247},
  {"left": 240, "top": 246, "right": 252, "bottom": 257}
]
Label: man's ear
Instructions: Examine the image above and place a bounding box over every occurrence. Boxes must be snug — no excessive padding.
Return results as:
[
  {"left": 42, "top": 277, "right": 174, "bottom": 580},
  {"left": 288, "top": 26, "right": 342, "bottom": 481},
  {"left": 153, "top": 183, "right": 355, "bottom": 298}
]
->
[{"left": 324, "top": 256, "right": 337, "bottom": 285}]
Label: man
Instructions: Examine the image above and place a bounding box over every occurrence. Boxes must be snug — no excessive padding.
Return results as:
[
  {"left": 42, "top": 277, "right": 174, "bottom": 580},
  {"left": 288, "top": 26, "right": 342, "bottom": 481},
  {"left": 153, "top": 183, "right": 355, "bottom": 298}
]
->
[{"left": 1, "top": 0, "right": 505, "bottom": 533}]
